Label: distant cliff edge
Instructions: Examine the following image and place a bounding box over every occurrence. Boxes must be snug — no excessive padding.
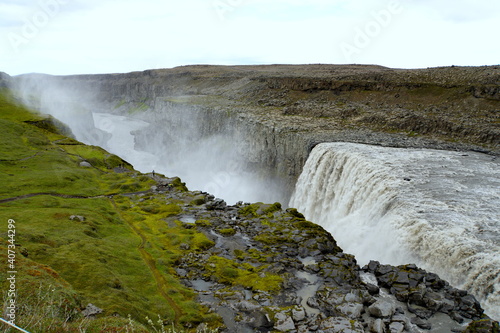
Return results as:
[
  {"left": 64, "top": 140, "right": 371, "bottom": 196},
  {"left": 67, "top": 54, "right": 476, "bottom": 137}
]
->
[{"left": 10, "top": 65, "right": 500, "bottom": 198}]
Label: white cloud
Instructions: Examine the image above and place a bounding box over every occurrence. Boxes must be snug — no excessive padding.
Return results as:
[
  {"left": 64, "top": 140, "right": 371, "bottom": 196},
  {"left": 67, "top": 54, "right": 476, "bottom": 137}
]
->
[{"left": 0, "top": 0, "right": 498, "bottom": 75}]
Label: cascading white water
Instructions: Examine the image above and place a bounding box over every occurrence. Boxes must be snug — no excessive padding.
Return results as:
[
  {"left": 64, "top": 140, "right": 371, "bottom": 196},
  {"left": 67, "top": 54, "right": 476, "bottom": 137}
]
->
[{"left": 290, "top": 142, "right": 500, "bottom": 320}]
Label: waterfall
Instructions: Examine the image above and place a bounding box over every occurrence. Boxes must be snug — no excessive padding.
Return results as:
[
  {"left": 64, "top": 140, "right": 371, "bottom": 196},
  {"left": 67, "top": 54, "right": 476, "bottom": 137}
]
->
[{"left": 290, "top": 142, "right": 500, "bottom": 320}]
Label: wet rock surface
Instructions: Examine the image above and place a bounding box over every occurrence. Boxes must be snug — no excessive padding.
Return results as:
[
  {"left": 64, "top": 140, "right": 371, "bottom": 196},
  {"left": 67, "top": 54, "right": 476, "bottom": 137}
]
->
[{"left": 148, "top": 180, "right": 498, "bottom": 332}]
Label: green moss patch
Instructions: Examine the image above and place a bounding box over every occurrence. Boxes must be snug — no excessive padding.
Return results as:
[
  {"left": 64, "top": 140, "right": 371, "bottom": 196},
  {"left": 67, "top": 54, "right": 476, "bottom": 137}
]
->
[{"left": 204, "top": 256, "right": 283, "bottom": 293}]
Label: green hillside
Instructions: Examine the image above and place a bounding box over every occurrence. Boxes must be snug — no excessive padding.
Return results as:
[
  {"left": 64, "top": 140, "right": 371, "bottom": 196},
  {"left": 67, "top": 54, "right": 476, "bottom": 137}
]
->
[{"left": 0, "top": 90, "right": 221, "bottom": 332}]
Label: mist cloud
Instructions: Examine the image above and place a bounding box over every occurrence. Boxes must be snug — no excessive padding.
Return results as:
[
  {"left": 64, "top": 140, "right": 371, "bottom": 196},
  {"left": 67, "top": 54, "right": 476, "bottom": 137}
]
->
[{"left": 13, "top": 74, "right": 285, "bottom": 205}]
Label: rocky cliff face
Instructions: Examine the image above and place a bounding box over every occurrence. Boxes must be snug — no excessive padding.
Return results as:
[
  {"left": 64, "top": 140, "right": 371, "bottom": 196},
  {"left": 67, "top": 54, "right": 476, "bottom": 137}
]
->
[
  {"left": 13, "top": 65, "right": 500, "bottom": 198},
  {"left": 0, "top": 71, "right": 11, "bottom": 89}
]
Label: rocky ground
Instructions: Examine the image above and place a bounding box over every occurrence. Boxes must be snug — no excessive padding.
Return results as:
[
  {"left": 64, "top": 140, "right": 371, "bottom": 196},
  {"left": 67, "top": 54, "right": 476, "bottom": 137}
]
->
[{"left": 147, "top": 176, "right": 499, "bottom": 333}]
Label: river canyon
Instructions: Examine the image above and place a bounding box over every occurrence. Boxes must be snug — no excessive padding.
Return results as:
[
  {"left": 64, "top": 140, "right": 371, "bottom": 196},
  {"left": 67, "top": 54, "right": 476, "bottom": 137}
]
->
[{"left": 6, "top": 64, "right": 500, "bottom": 322}]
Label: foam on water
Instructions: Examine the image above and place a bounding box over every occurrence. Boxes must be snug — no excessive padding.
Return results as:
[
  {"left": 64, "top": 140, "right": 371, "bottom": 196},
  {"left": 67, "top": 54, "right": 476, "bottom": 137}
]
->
[{"left": 290, "top": 142, "right": 500, "bottom": 320}]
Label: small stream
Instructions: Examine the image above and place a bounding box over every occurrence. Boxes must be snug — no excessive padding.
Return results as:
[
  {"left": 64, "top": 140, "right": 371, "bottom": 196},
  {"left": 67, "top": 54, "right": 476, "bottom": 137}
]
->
[{"left": 298, "top": 258, "right": 321, "bottom": 316}]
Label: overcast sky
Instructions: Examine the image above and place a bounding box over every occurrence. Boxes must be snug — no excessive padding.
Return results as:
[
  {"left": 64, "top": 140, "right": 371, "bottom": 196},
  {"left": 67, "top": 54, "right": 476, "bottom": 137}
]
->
[{"left": 1, "top": 0, "right": 499, "bottom": 76}]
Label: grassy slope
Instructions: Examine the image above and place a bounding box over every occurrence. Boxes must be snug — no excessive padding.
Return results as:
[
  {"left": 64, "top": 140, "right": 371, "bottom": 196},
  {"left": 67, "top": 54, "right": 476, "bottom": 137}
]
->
[{"left": 0, "top": 90, "right": 219, "bottom": 332}]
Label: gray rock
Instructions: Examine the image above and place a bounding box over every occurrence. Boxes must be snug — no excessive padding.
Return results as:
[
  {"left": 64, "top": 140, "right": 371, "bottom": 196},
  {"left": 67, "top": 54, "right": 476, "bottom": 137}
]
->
[
  {"left": 82, "top": 303, "right": 103, "bottom": 317},
  {"left": 391, "top": 283, "right": 411, "bottom": 302},
  {"left": 322, "top": 292, "right": 344, "bottom": 307},
  {"left": 391, "top": 314, "right": 409, "bottom": 326},
  {"left": 377, "top": 264, "right": 395, "bottom": 276},
  {"left": 365, "top": 260, "right": 380, "bottom": 272},
  {"left": 407, "top": 303, "right": 433, "bottom": 319},
  {"left": 70, "top": 215, "right": 85, "bottom": 222},
  {"left": 389, "top": 322, "right": 405, "bottom": 333},
  {"left": 344, "top": 292, "right": 361, "bottom": 303},
  {"left": 370, "top": 318, "right": 386, "bottom": 333},
  {"left": 175, "top": 268, "right": 187, "bottom": 277},
  {"left": 206, "top": 198, "right": 227, "bottom": 210},
  {"left": 292, "top": 306, "right": 307, "bottom": 322},
  {"left": 422, "top": 291, "right": 444, "bottom": 311},
  {"left": 234, "top": 300, "right": 260, "bottom": 311},
  {"left": 439, "top": 297, "right": 456, "bottom": 314},
  {"left": 450, "top": 311, "right": 465, "bottom": 323},
  {"left": 465, "top": 318, "right": 500, "bottom": 333},
  {"left": 80, "top": 161, "right": 92, "bottom": 167},
  {"left": 307, "top": 297, "right": 321, "bottom": 309},
  {"left": 247, "top": 311, "right": 273, "bottom": 329},
  {"left": 366, "top": 283, "right": 380, "bottom": 295},
  {"left": 395, "top": 272, "right": 410, "bottom": 285},
  {"left": 274, "top": 313, "right": 296, "bottom": 331},
  {"left": 411, "top": 316, "right": 432, "bottom": 330},
  {"left": 297, "top": 324, "right": 315, "bottom": 333},
  {"left": 368, "top": 300, "right": 396, "bottom": 318},
  {"left": 337, "top": 303, "right": 364, "bottom": 319},
  {"left": 319, "top": 317, "right": 364, "bottom": 332}
]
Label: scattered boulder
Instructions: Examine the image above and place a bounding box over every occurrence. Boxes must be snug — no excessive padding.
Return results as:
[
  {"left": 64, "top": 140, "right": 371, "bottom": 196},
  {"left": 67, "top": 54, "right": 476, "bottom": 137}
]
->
[
  {"left": 247, "top": 310, "right": 273, "bottom": 329},
  {"left": 370, "top": 318, "right": 386, "bottom": 333},
  {"left": 411, "top": 316, "right": 432, "bottom": 330},
  {"left": 464, "top": 318, "right": 500, "bottom": 333},
  {"left": 292, "top": 306, "right": 306, "bottom": 322},
  {"left": 366, "top": 283, "right": 380, "bottom": 296},
  {"left": 388, "top": 321, "right": 405, "bottom": 333},
  {"left": 70, "top": 215, "right": 85, "bottom": 222},
  {"left": 363, "top": 261, "right": 486, "bottom": 321},
  {"left": 337, "top": 302, "right": 364, "bottom": 319},
  {"left": 82, "top": 303, "right": 103, "bottom": 317},
  {"left": 319, "top": 316, "right": 364, "bottom": 333},
  {"left": 80, "top": 161, "right": 92, "bottom": 168},
  {"left": 368, "top": 300, "right": 396, "bottom": 318},
  {"left": 206, "top": 198, "right": 227, "bottom": 210},
  {"left": 274, "top": 312, "right": 296, "bottom": 331}
]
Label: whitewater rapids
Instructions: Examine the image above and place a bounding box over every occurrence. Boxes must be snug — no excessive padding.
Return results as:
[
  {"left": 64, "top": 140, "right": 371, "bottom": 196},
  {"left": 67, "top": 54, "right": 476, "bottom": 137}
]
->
[{"left": 289, "top": 142, "right": 500, "bottom": 320}]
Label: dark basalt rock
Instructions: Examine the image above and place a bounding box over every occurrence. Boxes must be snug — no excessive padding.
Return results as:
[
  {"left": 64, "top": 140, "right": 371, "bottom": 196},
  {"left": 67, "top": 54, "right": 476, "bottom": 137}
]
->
[
  {"left": 464, "top": 318, "right": 500, "bottom": 333},
  {"left": 363, "top": 261, "right": 488, "bottom": 325},
  {"left": 146, "top": 179, "right": 499, "bottom": 332}
]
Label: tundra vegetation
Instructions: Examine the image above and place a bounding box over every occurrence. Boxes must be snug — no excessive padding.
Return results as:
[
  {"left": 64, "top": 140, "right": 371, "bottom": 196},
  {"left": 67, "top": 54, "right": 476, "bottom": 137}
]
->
[{"left": 0, "top": 90, "right": 221, "bottom": 332}]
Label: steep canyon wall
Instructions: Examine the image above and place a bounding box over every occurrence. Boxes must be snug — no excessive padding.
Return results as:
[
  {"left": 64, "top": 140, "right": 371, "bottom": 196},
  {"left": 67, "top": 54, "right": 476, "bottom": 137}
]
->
[{"left": 10, "top": 65, "right": 500, "bottom": 201}]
